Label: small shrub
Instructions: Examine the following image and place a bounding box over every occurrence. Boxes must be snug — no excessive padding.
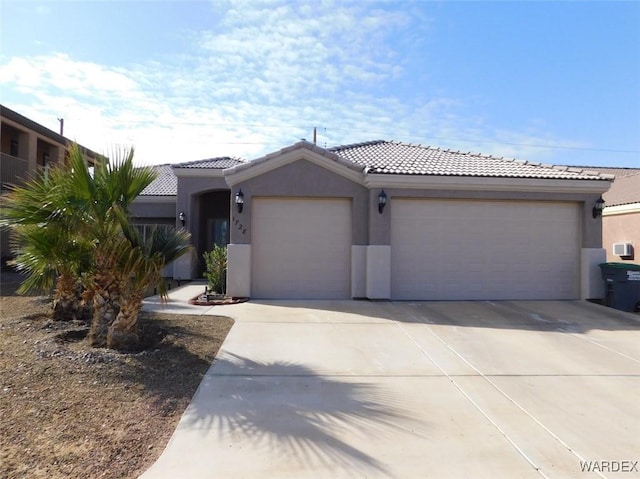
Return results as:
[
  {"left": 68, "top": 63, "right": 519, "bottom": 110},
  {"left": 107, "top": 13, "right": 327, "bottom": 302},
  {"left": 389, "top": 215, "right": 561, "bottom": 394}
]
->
[{"left": 203, "top": 245, "right": 227, "bottom": 294}]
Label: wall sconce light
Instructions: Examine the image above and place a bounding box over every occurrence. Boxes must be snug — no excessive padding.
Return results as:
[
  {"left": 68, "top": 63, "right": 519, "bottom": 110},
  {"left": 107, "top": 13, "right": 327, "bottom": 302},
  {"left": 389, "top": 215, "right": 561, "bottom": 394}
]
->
[
  {"left": 179, "top": 211, "right": 186, "bottom": 227},
  {"left": 592, "top": 197, "right": 605, "bottom": 219},
  {"left": 235, "top": 189, "right": 245, "bottom": 213},
  {"left": 378, "top": 190, "right": 387, "bottom": 214}
]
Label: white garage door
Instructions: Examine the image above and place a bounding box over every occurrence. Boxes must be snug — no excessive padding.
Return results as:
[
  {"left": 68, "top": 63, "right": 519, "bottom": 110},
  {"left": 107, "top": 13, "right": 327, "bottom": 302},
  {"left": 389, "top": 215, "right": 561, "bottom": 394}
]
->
[
  {"left": 252, "top": 198, "right": 351, "bottom": 299},
  {"left": 391, "top": 199, "right": 580, "bottom": 300}
]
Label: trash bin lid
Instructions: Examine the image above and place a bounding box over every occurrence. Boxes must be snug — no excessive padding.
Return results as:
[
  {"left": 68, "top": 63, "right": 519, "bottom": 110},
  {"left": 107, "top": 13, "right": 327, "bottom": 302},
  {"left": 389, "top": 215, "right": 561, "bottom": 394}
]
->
[{"left": 599, "top": 262, "right": 640, "bottom": 271}]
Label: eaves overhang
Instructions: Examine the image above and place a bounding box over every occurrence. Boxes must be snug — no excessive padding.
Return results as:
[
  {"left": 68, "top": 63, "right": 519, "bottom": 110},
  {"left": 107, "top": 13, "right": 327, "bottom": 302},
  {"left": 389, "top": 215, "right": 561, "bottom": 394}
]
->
[
  {"left": 173, "top": 168, "right": 226, "bottom": 178},
  {"left": 133, "top": 195, "right": 177, "bottom": 203},
  {"left": 603, "top": 203, "right": 640, "bottom": 216},
  {"left": 363, "top": 174, "right": 613, "bottom": 194}
]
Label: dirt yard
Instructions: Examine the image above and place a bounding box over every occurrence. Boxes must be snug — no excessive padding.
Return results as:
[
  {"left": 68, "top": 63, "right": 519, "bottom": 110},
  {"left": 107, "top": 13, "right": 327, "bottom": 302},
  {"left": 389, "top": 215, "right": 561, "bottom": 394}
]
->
[{"left": 0, "top": 272, "right": 234, "bottom": 479}]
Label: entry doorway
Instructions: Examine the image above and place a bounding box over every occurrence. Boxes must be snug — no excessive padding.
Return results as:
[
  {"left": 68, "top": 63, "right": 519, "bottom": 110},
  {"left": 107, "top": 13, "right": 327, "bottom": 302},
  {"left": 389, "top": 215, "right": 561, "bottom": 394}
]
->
[
  {"left": 208, "top": 218, "right": 229, "bottom": 250},
  {"left": 197, "top": 190, "right": 231, "bottom": 278}
]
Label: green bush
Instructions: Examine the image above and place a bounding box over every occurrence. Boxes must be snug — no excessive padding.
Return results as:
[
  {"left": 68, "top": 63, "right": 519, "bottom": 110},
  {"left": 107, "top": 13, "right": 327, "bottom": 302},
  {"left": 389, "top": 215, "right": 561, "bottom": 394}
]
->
[{"left": 203, "top": 245, "right": 227, "bottom": 294}]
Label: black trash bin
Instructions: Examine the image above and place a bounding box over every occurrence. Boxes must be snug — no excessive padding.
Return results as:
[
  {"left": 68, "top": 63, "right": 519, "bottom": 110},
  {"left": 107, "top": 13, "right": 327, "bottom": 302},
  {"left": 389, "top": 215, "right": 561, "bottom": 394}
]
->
[{"left": 599, "top": 263, "right": 640, "bottom": 312}]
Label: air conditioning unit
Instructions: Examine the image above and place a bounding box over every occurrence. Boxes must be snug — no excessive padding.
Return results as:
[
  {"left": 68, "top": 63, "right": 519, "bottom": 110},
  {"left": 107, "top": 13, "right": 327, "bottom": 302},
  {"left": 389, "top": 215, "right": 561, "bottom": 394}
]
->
[{"left": 613, "top": 243, "right": 632, "bottom": 256}]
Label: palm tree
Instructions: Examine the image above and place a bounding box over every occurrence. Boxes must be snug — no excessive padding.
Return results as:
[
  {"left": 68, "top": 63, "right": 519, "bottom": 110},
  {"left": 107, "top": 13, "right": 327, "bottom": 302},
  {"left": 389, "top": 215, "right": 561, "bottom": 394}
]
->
[
  {"left": 58, "top": 144, "right": 158, "bottom": 347},
  {"left": 2, "top": 143, "right": 165, "bottom": 348},
  {"left": 106, "top": 225, "right": 192, "bottom": 350},
  {"left": 9, "top": 222, "right": 93, "bottom": 320},
  {"left": 1, "top": 161, "right": 92, "bottom": 320}
]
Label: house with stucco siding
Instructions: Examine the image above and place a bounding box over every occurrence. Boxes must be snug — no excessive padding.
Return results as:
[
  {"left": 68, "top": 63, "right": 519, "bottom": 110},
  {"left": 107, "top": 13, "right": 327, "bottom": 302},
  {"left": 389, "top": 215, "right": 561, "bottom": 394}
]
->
[
  {"left": 597, "top": 169, "right": 640, "bottom": 265},
  {"left": 133, "top": 140, "right": 612, "bottom": 301}
]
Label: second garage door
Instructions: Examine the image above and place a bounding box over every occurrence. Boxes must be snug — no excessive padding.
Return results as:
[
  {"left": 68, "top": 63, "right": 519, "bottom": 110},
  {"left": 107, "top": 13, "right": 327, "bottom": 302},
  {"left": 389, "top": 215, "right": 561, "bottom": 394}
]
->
[
  {"left": 391, "top": 199, "right": 580, "bottom": 300},
  {"left": 251, "top": 198, "right": 352, "bottom": 299}
]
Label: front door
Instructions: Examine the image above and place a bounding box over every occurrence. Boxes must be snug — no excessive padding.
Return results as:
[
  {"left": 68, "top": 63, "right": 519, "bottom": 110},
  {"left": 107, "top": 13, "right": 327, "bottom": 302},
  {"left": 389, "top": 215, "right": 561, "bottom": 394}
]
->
[{"left": 208, "top": 218, "right": 229, "bottom": 251}]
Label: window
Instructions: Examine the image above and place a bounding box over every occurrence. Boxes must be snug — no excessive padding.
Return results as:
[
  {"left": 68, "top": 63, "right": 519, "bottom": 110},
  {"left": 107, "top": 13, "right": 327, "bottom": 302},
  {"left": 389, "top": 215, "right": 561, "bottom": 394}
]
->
[
  {"left": 133, "top": 224, "right": 172, "bottom": 243},
  {"left": 10, "top": 138, "right": 18, "bottom": 157},
  {"left": 211, "top": 218, "right": 229, "bottom": 247}
]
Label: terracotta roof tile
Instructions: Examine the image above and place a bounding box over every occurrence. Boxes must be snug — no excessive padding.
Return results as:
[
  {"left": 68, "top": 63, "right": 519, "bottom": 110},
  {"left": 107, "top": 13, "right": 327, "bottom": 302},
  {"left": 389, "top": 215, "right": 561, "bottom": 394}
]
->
[
  {"left": 173, "top": 157, "right": 245, "bottom": 169},
  {"left": 140, "top": 141, "right": 616, "bottom": 197},
  {"left": 331, "top": 140, "right": 612, "bottom": 180},
  {"left": 139, "top": 165, "right": 177, "bottom": 196},
  {"left": 140, "top": 158, "right": 245, "bottom": 196},
  {"left": 569, "top": 166, "right": 640, "bottom": 179}
]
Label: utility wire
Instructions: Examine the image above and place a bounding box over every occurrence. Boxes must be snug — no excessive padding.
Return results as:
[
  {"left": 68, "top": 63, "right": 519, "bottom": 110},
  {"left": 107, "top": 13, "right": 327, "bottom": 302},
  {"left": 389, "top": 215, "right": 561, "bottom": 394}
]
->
[{"left": 95, "top": 119, "right": 640, "bottom": 155}]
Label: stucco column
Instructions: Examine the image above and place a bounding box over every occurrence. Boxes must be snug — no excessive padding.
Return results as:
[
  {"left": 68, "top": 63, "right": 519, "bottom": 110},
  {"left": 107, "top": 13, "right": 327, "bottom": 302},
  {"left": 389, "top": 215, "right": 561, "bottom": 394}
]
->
[
  {"left": 581, "top": 248, "right": 606, "bottom": 299},
  {"left": 366, "top": 245, "right": 391, "bottom": 299},
  {"left": 366, "top": 189, "right": 392, "bottom": 299},
  {"left": 351, "top": 245, "right": 367, "bottom": 298},
  {"left": 26, "top": 132, "right": 37, "bottom": 171},
  {"left": 227, "top": 244, "right": 251, "bottom": 297}
]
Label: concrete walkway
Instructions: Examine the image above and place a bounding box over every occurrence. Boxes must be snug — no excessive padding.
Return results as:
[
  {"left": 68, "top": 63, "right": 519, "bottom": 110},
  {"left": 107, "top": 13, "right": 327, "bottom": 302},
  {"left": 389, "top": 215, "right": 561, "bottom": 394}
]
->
[{"left": 139, "top": 285, "right": 640, "bottom": 478}]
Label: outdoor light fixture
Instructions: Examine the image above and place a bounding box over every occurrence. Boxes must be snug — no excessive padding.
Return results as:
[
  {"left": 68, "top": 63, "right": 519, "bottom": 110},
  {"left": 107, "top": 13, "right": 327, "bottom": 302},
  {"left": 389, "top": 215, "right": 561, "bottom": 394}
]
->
[
  {"left": 592, "top": 197, "right": 605, "bottom": 219},
  {"left": 179, "top": 211, "right": 186, "bottom": 227},
  {"left": 235, "top": 189, "right": 245, "bottom": 213},
  {"left": 378, "top": 190, "right": 387, "bottom": 214}
]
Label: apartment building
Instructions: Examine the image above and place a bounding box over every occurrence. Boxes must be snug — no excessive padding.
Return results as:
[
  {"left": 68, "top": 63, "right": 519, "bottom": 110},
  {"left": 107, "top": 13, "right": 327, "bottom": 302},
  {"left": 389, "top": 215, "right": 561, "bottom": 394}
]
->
[{"left": 1, "top": 104, "right": 101, "bottom": 264}]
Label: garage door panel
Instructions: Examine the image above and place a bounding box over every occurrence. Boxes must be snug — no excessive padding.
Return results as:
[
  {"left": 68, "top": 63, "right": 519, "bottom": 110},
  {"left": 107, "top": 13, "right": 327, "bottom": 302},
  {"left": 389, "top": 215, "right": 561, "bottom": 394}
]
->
[
  {"left": 252, "top": 198, "right": 351, "bottom": 299},
  {"left": 391, "top": 200, "right": 580, "bottom": 300}
]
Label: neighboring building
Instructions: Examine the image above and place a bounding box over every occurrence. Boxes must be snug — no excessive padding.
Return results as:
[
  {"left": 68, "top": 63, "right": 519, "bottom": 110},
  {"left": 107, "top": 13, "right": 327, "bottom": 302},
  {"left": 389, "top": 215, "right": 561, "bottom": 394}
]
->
[
  {"left": 1, "top": 105, "right": 101, "bottom": 188},
  {"left": 580, "top": 167, "right": 640, "bottom": 265},
  {"left": 572, "top": 166, "right": 640, "bottom": 264},
  {"left": 1, "top": 105, "right": 101, "bottom": 263},
  {"left": 602, "top": 173, "right": 640, "bottom": 265},
  {"left": 134, "top": 140, "right": 612, "bottom": 301}
]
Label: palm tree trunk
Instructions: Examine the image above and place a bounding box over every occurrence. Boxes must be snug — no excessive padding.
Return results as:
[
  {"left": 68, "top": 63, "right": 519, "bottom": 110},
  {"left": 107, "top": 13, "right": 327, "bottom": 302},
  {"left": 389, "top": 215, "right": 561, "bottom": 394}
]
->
[
  {"left": 88, "top": 269, "right": 120, "bottom": 347},
  {"left": 107, "top": 291, "right": 142, "bottom": 350}
]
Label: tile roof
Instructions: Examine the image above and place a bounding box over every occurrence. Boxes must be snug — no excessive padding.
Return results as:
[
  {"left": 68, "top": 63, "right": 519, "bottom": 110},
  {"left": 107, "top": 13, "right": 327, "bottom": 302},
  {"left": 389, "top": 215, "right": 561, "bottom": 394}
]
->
[
  {"left": 567, "top": 166, "right": 640, "bottom": 179},
  {"left": 140, "top": 164, "right": 177, "bottom": 196},
  {"left": 172, "top": 157, "right": 245, "bottom": 169},
  {"left": 139, "top": 140, "right": 615, "bottom": 197},
  {"left": 226, "top": 140, "right": 365, "bottom": 176},
  {"left": 140, "top": 158, "right": 245, "bottom": 196},
  {"left": 331, "top": 140, "right": 612, "bottom": 181},
  {"left": 603, "top": 172, "right": 640, "bottom": 207}
]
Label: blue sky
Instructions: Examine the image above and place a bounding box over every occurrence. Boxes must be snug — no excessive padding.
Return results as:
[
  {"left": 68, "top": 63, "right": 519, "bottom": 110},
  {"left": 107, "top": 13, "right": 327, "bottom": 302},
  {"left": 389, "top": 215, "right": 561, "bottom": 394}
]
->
[{"left": 1, "top": 0, "right": 639, "bottom": 167}]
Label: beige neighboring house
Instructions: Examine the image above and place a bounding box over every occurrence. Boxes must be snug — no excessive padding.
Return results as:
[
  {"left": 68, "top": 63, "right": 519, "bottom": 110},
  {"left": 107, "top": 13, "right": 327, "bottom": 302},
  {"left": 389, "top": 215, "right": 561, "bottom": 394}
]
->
[
  {"left": 586, "top": 167, "right": 640, "bottom": 265},
  {"left": 1, "top": 104, "right": 101, "bottom": 264}
]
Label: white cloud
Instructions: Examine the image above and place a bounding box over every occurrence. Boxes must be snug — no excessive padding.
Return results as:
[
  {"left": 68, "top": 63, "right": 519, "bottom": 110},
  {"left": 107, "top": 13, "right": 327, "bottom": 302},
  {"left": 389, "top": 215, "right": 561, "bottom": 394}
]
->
[
  {"left": 1, "top": 54, "right": 140, "bottom": 99},
  {"left": 0, "top": 0, "right": 592, "bottom": 166}
]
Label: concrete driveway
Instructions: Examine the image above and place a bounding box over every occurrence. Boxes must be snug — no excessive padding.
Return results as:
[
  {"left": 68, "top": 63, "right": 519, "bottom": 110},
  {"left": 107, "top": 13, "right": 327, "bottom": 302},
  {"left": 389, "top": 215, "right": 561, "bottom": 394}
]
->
[{"left": 140, "top": 295, "right": 640, "bottom": 478}]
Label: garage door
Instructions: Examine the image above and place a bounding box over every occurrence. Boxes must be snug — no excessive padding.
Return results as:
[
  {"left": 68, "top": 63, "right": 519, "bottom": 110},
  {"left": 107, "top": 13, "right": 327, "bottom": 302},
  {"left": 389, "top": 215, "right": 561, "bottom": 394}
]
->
[
  {"left": 391, "top": 199, "right": 580, "bottom": 300},
  {"left": 252, "top": 198, "right": 351, "bottom": 299}
]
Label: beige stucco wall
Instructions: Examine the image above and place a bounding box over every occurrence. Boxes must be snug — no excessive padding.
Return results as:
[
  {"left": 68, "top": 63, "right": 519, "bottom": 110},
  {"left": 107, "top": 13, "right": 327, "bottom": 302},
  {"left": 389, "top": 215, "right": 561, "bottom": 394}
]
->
[
  {"left": 130, "top": 199, "right": 177, "bottom": 219},
  {"left": 603, "top": 210, "right": 639, "bottom": 264},
  {"left": 370, "top": 188, "right": 604, "bottom": 249},
  {"left": 228, "top": 159, "right": 369, "bottom": 245},
  {"left": 227, "top": 158, "right": 606, "bottom": 249},
  {"left": 173, "top": 175, "right": 230, "bottom": 279}
]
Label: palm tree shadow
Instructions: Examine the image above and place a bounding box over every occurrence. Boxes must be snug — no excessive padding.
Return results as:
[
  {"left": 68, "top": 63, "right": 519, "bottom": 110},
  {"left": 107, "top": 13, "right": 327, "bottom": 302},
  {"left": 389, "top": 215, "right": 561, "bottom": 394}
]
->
[{"left": 180, "top": 352, "right": 426, "bottom": 476}]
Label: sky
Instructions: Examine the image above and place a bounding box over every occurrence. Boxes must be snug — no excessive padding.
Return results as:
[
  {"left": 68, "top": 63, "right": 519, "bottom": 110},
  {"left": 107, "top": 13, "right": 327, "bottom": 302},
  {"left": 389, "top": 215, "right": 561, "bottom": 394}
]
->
[{"left": 1, "top": 0, "right": 639, "bottom": 168}]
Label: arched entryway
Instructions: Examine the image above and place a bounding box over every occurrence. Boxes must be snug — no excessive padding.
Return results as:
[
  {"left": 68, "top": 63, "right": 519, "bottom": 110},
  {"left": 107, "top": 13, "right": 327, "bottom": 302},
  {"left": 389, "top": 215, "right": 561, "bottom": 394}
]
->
[{"left": 196, "top": 190, "right": 230, "bottom": 277}]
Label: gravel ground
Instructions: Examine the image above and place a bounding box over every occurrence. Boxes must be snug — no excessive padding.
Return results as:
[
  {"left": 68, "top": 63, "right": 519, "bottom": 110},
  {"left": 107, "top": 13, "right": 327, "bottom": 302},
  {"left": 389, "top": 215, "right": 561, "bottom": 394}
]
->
[{"left": 0, "top": 272, "right": 233, "bottom": 479}]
